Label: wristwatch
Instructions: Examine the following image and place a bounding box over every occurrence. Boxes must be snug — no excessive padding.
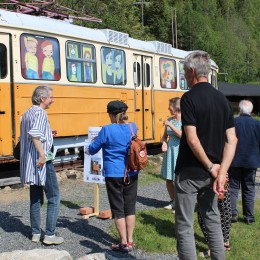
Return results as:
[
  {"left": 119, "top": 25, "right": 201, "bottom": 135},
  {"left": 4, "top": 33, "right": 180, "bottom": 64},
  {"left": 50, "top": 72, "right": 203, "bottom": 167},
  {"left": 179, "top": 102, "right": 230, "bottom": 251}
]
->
[{"left": 207, "top": 163, "right": 214, "bottom": 173}]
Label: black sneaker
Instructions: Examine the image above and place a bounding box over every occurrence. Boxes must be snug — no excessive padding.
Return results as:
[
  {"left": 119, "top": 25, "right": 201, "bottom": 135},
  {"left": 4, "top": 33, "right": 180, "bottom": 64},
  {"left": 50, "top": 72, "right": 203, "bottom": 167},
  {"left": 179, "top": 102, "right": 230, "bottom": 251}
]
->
[
  {"left": 231, "top": 214, "right": 238, "bottom": 223},
  {"left": 244, "top": 218, "right": 255, "bottom": 225}
]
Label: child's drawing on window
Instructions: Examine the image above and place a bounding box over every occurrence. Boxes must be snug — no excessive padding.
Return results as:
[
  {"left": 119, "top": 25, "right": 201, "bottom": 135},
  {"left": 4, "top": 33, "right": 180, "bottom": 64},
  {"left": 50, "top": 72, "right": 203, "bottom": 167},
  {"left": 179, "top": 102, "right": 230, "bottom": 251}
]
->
[
  {"left": 24, "top": 36, "right": 39, "bottom": 79},
  {"left": 41, "top": 40, "right": 54, "bottom": 80}
]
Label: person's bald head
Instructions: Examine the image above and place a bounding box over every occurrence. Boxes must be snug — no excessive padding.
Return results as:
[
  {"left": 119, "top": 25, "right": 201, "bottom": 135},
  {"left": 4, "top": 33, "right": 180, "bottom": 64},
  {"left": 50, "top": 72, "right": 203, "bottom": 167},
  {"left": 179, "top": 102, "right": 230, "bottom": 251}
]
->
[{"left": 239, "top": 100, "right": 253, "bottom": 115}]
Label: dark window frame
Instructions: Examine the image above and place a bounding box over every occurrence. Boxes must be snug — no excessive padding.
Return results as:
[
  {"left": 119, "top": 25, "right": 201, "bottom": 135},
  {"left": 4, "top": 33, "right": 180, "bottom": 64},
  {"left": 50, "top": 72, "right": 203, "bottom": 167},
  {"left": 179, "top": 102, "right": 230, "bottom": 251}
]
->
[
  {"left": 101, "top": 46, "right": 127, "bottom": 86},
  {"left": 133, "top": 61, "right": 141, "bottom": 87},
  {"left": 144, "top": 62, "right": 151, "bottom": 88},
  {"left": 20, "top": 33, "right": 61, "bottom": 81},
  {"left": 179, "top": 60, "right": 188, "bottom": 90},
  {"left": 66, "top": 40, "right": 97, "bottom": 84},
  {"left": 0, "top": 43, "right": 7, "bottom": 79}
]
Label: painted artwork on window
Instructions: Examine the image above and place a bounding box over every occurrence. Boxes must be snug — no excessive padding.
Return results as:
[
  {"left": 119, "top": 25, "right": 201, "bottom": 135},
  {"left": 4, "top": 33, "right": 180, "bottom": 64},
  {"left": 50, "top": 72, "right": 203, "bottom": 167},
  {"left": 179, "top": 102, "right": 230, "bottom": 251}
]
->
[
  {"left": 66, "top": 41, "right": 96, "bottom": 83},
  {"left": 101, "top": 47, "right": 126, "bottom": 85},
  {"left": 179, "top": 61, "right": 188, "bottom": 90},
  {"left": 20, "top": 34, "right": 60, "bottom": 81},
  {"left": 67, "top": 62, "right": 82, "bottom": 82},
  {"left": 82, "top": 47, "right": 93, "bottom": 82},
  {"left": 160, "top": 58, "right": 177, "bottom": 89},
  {"left": 67, "top": 43, "right": 79, "bottom": 59}
]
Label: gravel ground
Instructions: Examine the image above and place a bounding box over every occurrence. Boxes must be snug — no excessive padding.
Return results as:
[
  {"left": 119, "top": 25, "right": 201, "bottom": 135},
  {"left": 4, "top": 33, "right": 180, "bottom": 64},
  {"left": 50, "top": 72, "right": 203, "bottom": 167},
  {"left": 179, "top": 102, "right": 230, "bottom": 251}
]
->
[
  {"left": 0, "top": 169, "right": 259, "bottom": 259},
  {"left": 0, "top": 172, "right": 178, "bottom": 260}
]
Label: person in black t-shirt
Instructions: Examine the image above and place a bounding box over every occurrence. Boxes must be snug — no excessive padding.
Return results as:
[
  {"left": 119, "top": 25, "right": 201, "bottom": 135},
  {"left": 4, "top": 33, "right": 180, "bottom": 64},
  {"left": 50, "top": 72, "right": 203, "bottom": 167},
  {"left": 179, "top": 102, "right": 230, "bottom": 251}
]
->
[{"left": 174, "top": 51, "right": 237, "bottom": 260}]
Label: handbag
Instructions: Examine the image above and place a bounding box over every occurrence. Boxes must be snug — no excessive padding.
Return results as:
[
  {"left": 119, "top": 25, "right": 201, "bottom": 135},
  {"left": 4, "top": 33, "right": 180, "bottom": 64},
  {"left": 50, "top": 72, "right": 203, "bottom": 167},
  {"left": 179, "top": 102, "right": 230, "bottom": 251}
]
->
[{"left": 13, "top": 141, "right": 20, "bottom": 160}]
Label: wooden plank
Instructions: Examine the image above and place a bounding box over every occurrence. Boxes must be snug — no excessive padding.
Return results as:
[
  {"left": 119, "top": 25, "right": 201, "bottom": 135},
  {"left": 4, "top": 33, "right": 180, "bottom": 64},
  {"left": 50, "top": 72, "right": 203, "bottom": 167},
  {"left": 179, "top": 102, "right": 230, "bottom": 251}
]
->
[
  {"left": 93, "top": 183, "right": 99, "bottom": 214},
  {"left": 82, "top": 183, "right": 100, "bottom": 220},
  {"left": 0, "top": 177, "right": 21, "bottom": 187}
]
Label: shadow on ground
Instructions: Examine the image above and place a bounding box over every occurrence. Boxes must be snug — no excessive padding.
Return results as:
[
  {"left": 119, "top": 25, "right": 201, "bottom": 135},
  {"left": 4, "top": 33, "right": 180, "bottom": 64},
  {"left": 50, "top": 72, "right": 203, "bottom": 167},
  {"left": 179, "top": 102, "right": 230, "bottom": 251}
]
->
[
  {"left": 0, "top": 211, "right": 31, "bottom": 239},
  {"left": 137, "top": 195, "right": 167, "bottom": 208}
]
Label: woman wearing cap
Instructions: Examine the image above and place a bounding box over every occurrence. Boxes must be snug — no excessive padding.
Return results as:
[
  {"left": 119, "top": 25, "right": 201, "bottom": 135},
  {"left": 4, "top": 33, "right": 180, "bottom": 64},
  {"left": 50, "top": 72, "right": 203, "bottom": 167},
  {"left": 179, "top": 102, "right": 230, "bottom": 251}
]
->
[{"left": 88, "top": 100, "right": 138, "bottom": 252}]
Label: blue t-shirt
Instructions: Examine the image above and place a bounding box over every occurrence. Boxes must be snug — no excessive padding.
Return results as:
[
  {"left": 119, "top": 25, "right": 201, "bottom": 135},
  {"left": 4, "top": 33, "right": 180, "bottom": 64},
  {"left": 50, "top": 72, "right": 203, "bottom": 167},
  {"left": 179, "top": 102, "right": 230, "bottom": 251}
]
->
[{"left": 89, "top": 122, "right": 138, "bottom": 178}]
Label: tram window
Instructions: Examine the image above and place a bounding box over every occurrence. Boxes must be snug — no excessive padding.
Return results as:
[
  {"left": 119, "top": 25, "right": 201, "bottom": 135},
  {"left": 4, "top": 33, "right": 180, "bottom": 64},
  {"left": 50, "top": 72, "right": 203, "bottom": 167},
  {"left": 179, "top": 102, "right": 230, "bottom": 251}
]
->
[
  {"left": 145, "top": 63, "right": 150, "bottom": 87},
  {"left": 66, "top": 41, "right": 96, "bottom": 83},
  {"left": 0, "top": 44, "right": 7, "bottom": 79},
  {"left": 133, "top": 62, "right": 141, "bottom": 87},
  {"left": 101, "top": 47, "right": 126, "bottom": 85},
  {"left": 159, "top": 58, "right": 177, "bottom": 89},
  {"left": 211, "top": 71, "right": 218, "bottom": 89},
  {"left": 179, "top": 61, "right": 188, "bottom": 90},
  {"left": 20, "top": 34, "right": 61, "bottom": 81}
]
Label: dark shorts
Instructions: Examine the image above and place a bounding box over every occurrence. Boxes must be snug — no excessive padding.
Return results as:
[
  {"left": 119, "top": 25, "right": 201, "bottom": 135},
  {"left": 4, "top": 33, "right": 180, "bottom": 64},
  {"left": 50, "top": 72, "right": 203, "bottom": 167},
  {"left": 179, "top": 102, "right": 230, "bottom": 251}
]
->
[{"left": 105, "top": 175, "right": 138, "bottom": 219}]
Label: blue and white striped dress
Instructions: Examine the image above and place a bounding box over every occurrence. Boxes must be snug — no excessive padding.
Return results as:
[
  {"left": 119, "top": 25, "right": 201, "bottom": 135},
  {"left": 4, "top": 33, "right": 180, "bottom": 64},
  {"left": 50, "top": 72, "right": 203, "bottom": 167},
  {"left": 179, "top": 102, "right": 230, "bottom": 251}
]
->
[{"left": 20, "top": 105, "right": 53, "bottom": 186}]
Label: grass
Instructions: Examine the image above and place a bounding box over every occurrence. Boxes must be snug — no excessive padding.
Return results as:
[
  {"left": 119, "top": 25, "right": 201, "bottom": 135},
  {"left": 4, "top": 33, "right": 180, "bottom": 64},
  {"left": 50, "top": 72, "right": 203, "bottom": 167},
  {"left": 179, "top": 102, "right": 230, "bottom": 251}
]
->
[
  {"left": 43, "top": 200, "right": 85, "bottom": 209},
  {"left": 109, "top": 201, "right": 260, "bottom": 259},
  {"left": 138, "top": 171, "right": 163, "bottom": 187},
  {"left": 138, "top": 161, "right": 164, "bottom": 187}
]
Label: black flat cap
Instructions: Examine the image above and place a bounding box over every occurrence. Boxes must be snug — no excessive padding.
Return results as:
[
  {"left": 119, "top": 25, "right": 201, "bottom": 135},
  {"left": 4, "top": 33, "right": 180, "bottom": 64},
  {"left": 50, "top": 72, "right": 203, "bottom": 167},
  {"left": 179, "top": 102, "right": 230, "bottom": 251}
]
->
[{"left": 107, "top": 100, "right": 128, "bottom": 114}]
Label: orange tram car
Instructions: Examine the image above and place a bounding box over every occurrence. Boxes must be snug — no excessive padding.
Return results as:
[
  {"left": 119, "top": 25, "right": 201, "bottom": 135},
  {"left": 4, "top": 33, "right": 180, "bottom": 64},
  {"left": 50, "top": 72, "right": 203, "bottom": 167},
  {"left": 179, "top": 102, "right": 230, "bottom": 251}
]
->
[{"left": 0, "top": 9, "right": 218, "bottom": 164}]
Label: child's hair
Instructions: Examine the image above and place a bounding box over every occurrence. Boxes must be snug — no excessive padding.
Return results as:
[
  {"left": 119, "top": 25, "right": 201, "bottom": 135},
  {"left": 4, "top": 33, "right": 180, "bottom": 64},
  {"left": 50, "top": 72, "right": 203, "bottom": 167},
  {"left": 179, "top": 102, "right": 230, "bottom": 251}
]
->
[
  {"left": 41, "top": 40, "right": 54, "bottom": 50},
  {"left": 169, "top": 97, "right": 181, "bottom": 112},
  {"left": 24, "top": 36, "right": 38, "bottom": 48},
  {"left": 103, "top": 48, "right": 113, "bottom": 60},
  {"left": 70, "top": 63, "right": 77, "bottom": 69},
  {"left": 115, "top": 112, "right": 128, "bottom": 123},
  {"left": 84, "top": 50, "right": 91, "bottom": 59},
  {"left": 114, "top": 50, "right": 122, "bottom": 62}
]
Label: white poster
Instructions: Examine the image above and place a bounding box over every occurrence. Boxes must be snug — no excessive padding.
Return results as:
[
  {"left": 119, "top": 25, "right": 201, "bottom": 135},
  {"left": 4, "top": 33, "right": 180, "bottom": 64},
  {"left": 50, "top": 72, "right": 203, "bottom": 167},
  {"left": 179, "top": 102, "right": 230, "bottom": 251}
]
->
[
  {"left": 83, "top": 128, "right": 105, "bottom": 184},
  {"left": 88, "top": 127, "right": 102, "bottom": 140}
]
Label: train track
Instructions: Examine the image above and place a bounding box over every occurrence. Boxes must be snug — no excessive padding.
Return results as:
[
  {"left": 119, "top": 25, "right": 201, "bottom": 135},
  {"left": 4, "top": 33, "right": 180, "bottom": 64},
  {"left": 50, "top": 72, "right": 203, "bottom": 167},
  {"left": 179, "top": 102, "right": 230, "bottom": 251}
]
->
[
  {"left": 0, "top": 160, "right": 84, "bottom": 187},
  {"left": 0, "top": 144, "right": 162, "bottom": 187}
]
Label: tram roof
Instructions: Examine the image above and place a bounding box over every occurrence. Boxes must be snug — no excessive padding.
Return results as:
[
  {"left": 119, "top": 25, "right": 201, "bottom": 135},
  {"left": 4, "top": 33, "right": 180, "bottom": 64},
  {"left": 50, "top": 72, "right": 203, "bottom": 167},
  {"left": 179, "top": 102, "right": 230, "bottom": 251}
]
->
[
  {"left": 0, "top": 9, "right": 108, "bottom": 43},
  {"left": 0, "top": 10, "right": 180, "bottom": 56},
  {"left": 0, "top": 9, "right": 217, "bottom": 67}
]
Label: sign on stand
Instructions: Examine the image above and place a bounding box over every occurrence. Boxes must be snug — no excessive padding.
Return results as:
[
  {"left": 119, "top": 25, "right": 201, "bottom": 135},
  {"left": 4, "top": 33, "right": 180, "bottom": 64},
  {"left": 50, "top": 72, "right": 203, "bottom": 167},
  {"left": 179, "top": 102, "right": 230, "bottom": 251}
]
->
[
  {"left": 84, "top": 139, "right": 105, "bottom": 184},
  {"left": 81, "top": 127, "right": 111, "bottom": 219}
]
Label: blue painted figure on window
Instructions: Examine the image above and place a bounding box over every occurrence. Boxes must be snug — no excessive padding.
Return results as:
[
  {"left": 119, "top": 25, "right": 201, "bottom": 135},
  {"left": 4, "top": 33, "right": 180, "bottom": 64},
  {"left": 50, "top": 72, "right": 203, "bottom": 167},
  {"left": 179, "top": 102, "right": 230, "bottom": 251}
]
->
[
  {"left": 84, "top": 50, "right": 92, "bottom": 82},
  {"left": 102, "top": 48, "right": 114, "bottom": 84},
  {"left": 114, "top": 50, "right": 124, "bottom": 85}
]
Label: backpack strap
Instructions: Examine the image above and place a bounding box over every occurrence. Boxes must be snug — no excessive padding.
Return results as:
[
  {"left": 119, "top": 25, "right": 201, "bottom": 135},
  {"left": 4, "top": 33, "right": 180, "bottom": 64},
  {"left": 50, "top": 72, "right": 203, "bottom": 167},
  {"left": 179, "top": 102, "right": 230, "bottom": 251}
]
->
[
  {"left": 123, "top": 123, "right": 134, "bottom": 184},
  {"left": 129, "top": 122, "right": 135, "bottom": 137}
]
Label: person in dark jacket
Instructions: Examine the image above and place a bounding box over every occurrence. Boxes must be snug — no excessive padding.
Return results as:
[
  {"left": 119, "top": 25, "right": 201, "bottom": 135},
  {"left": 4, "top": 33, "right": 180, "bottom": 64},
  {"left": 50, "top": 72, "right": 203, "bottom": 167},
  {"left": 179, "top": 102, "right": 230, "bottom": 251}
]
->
[{"left": 229, "top": 100, "right": 260, "bottom": 224}]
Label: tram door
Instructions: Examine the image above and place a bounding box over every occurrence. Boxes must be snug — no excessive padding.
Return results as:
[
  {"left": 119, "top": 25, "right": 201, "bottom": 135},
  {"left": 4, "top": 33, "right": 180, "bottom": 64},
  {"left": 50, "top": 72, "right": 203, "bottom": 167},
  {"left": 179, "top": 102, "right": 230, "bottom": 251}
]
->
[
  {"left": 0, "top": 33, "right": 12, "bottom": 156},
  {"left": 133, "top": 55, "right": 153, "bottom": 140}
]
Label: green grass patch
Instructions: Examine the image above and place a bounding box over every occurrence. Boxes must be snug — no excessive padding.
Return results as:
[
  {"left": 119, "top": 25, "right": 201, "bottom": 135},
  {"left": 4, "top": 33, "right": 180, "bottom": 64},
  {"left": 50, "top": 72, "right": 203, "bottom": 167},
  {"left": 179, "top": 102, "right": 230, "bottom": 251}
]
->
[
  {"left": 43, "top": 200, "right": 85, "bottom": 209},
  {"left": 252, "top": 115, "right": 260, "bottom": 121},
  {"left": 138, "top": 172, "right": 163, "bottom": 187},
  {"left": 137, "top": 160, "right": 164, "bottom": 187},
  {"left": 109, "top": 201, "right": 260, "bottom": 259}
]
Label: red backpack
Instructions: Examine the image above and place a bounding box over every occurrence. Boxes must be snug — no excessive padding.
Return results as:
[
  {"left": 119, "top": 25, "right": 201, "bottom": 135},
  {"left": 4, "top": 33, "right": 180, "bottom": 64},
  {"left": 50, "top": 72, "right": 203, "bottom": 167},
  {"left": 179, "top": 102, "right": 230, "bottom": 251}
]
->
[{"left": 124, "top": 123, "right": 148, "bottom": 183}]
